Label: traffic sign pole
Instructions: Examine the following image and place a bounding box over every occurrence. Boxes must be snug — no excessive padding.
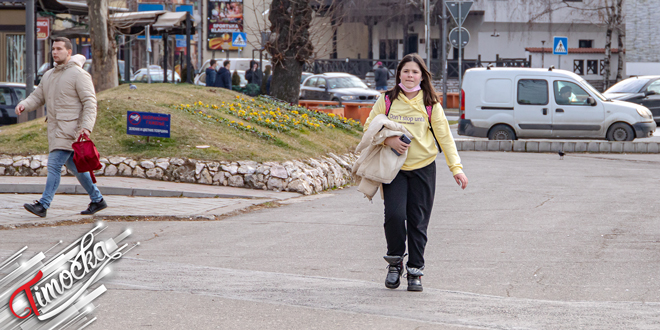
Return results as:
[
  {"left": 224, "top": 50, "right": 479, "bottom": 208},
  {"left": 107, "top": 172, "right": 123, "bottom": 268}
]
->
[{"left": 458, "top": 2, "right": 462, "bottom": 116}]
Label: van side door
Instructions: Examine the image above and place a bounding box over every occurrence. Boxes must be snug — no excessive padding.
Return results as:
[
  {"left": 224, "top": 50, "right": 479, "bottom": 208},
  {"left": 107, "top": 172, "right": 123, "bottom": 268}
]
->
[
  {"left": 551, "top": 80, "right": 604, "bottom": 138},
  {"left": 514, "top": 78, "right": 552, "bottom": 138}
]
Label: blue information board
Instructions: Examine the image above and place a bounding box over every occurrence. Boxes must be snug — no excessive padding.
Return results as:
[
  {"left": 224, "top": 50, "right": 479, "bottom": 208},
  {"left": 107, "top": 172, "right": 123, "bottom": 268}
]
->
[{"left": 127, "top": 111, "right": 171, "bottom": 138}]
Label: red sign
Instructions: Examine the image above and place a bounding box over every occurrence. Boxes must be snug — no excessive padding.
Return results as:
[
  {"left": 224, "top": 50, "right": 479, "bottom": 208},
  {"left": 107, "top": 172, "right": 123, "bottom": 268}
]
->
[{"left": 36, "top": 18, "right": 50, "bottom": 40}]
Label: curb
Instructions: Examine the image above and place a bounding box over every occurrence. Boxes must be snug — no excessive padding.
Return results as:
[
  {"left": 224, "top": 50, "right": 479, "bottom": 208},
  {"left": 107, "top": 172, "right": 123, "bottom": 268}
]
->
[
  {"left": 455, "top": 140, "right": 660, "bottom": 153},
  {"left": 0, "top": 184, "right": 270, "bottom": 199}
]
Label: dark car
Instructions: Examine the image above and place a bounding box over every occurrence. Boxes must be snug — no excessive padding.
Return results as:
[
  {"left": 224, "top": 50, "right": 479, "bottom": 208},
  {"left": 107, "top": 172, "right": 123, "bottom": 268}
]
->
[
  {"left": 0, "top": 82, "right": 26, "bottom": 126},
  {"left": 299, "top": 73, "right": 380, "bottom": 104},
  {"left": 603, "top": 76, "right": 660, "bottom": 124}
]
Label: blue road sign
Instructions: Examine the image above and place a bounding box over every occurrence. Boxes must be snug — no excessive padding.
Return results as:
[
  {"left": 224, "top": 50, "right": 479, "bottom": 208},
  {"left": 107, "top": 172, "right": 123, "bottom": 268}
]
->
[
  {"left": 232, "top": 32, "right": 247, "bottom": 47},
  {"left": 553, "top": 36, "right": 568, "bottom": 55},
  {"left": 127, "top": 111, "right": 171, "bottom": 138}
]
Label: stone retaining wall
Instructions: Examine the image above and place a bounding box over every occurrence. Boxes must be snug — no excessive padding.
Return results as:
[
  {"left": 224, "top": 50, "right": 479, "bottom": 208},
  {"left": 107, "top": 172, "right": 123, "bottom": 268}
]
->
[
  {"left": 456, "top": 140, "right": 660, "bottom": 153},
  {"left": 0, "top": 153, "right": 358, "bottom": 195}
]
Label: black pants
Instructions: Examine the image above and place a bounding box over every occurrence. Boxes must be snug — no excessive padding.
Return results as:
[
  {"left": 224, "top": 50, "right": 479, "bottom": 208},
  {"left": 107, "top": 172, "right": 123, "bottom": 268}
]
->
[{"left": 382, "top": 161, "right": 436, "bottom": 269}]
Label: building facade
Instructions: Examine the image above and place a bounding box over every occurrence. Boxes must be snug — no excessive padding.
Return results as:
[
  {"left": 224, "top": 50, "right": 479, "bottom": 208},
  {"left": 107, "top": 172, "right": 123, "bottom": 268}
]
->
[{"left": 625, "top": 0, "right": 660, "bottom": 75}]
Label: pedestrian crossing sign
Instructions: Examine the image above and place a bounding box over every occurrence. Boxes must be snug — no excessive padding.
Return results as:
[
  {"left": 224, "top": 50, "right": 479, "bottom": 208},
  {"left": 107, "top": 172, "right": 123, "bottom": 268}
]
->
[
  {"left": 553, "top": 36, "right": 568, "bottom": 55},
  {"left": 232, "top": 32, "right": 247, "bottom": 48}
]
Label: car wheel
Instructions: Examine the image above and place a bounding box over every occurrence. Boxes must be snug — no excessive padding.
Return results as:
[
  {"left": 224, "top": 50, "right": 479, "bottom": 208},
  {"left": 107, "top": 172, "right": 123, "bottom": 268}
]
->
[
  {"left": 488, "top": 124, "right": 516, "bottom": 140},
  {"left": 332, "top": 98, "right": 341, "bottom": 106},
  {"left": 606, "top": 122, "right": 635, "bottom": 141}
]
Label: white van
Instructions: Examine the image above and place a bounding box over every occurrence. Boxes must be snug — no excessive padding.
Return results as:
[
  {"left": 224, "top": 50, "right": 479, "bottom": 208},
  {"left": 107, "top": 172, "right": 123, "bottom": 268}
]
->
[{"left": 458, "top": 68, "right": 656, "bottom": 141}]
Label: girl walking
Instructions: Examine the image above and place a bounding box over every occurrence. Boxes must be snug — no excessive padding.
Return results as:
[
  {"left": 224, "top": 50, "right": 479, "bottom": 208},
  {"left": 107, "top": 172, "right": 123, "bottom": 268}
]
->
[{"left": 363, "top": 53, "right": 468, "bottom": 291}]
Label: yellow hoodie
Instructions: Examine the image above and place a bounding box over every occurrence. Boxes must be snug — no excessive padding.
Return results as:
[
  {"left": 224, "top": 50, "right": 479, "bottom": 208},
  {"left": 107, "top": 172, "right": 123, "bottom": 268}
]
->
[{"left": 364, "top": 91, "right": 463, "bottom": 175}]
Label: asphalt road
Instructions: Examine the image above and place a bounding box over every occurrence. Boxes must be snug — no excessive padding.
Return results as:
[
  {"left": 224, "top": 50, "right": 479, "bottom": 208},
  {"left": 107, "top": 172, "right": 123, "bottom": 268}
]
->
[{"left": 2, "top": 152, "right": 660, "bottom": 329}]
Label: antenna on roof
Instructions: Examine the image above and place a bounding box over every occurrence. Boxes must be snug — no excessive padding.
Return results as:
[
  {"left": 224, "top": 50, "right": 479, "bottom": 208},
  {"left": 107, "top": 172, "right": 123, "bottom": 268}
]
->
[
  {"left": 548, "top": 65, "right": 555, "bottom": 71},
  {"left": 486, "top": 63, "right": 494, "bottom": 70}
]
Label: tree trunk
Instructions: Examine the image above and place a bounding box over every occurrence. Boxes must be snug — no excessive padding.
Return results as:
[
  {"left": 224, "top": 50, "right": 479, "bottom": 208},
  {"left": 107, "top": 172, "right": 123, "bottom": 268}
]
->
[
  {"left": 603, "top": 25, "right": 612, "bottom": 91},
  {"left": 87, "top": 0, "right": 118, "bottom": 92},
  {"left": 271, "top": 57, "right": 304, "bottom": 104},
  {"left": 615, "top": 0, "right": 625, "bottom": 82},
  {"left": 267, "top": 0, "right": 314, "bottom": 104}
]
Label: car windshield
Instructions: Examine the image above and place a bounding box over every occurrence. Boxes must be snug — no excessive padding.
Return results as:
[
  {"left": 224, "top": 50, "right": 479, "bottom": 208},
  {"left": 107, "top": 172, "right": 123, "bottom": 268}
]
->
[
  {"left": 606, "top": 78, "right": 650, "bottom": 93},
  {"left": 327, "top": 77, "right": 367, "bottom": 89},
  {"left": 580, "top": 79, "right": 607, "bottom": 101}
]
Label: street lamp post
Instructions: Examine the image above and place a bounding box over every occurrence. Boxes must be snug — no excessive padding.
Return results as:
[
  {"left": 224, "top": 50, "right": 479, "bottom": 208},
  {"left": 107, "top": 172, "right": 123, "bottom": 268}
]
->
[{"left": 541, "top": 40, "right": 546, "bottom": 68}]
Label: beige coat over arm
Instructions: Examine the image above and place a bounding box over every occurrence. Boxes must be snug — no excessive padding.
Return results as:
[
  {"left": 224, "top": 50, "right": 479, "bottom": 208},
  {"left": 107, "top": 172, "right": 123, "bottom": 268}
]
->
[
  {"left": 18, "top": 61, "right": 97, "bottom": 152},
  {"left": 352, "top": 114, "right": 411, "bottom": 201}
]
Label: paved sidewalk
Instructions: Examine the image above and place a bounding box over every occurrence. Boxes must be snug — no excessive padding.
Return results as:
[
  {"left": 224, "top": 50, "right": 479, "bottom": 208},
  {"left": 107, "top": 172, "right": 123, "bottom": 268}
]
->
[{"left": 0, "top": 176, "right": 301, "bottom": 228}]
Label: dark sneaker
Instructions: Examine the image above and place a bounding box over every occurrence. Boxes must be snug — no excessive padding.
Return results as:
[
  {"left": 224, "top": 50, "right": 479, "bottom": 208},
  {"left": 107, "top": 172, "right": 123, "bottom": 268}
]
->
[
  {"left": 81, "top": 199, "right": 107, "bottom": 215},
  {"left": 406, "top": 266, "right": 424, "bottom": 292},
  {"left": 24, "top": 201, "right": 47, "bottom": 218},
  {"left": 383, "top": 254, "right": 407, "bottom": 289}
]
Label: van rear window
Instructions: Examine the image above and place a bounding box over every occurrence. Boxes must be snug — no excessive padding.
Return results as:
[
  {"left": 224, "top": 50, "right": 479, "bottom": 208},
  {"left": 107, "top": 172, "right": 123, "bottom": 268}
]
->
[{"left": 517, "top": 79, "right": 548, "bottom": 105}]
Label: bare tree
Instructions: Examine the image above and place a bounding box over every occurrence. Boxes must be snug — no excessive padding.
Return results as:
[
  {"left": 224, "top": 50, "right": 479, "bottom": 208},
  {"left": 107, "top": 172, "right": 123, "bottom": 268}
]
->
[
  {"left": 87, "top": 0, "right": 118, "bottom": 92},
  {"left": 527, "top": 0, "right": 625, "bottom": 89}
]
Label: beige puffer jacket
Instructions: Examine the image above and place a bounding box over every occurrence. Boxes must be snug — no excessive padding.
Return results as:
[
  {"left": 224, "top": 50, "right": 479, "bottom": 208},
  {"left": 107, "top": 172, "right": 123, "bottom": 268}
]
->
[
  {"left": 19, "top": 61, "right": 97, "bottom": 152},
  {"left": 352, "top": 114, "right": 411, "bottom": 201}
]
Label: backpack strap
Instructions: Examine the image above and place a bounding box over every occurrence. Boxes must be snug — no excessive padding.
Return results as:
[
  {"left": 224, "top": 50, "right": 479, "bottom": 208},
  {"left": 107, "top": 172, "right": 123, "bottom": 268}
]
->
[
  {"left": 386, "top": 95, "right": 443, "bottom": 154},
  {"left": 385, "top": 94, "right": 392, "bottom": 116}
]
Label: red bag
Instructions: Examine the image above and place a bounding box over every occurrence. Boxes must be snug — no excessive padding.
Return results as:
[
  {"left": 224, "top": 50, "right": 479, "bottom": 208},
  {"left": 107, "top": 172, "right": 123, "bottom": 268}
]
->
[{"left": 72, "top": 133, "right": 102, "bottom": 183}]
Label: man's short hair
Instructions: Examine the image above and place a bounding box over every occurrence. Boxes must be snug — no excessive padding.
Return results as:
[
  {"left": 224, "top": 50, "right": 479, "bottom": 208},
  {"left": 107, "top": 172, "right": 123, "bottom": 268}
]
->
[
  {"left": 223, "top": 60, "right": 230, "bottom": 67},
  {"left": 210, "top": 59, "right": 217, "bottom": 66},
  {"left": 560, "top": 86, "right": 572, "bottom": 95},
  {"left": 52, "top": 37, "right": 72, "bottom": 50}
]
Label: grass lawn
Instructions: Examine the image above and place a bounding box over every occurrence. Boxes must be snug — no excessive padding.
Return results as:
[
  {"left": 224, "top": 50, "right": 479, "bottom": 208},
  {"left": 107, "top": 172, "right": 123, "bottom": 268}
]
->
[{"left": 0, "top": 84, "right": 363, "bottom": 162}]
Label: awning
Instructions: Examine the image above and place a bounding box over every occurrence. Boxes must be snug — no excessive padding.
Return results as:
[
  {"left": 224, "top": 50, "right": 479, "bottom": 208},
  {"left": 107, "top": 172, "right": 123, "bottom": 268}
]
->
[
  {"left": 35, "top": 0, "right": 128, "bottom": 16},
  {"left": 110, "top": 10, "right": 195, "bottom": 35},
  {"left": 152, "top": 11, "right": 187, "bottom": 30}
]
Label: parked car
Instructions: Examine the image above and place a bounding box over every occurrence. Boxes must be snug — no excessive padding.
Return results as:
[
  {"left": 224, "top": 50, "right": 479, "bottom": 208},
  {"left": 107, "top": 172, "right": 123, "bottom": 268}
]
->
[
  {"left": 603, "top": 76, "right": 660, "bottom": 125},
  {"left": 458, "top": 68, "right": 656, "bottom": 141},
  {"left": 0, "top": 82, "right": 26, "bottom": 126},
  {"left": 36, "top": 59, "right": 132, "bottom": 84},
  {"left": 132, "top": 67, "right": 181, "bottom": 83},
  {"left": 301, "top": 72, "right": 313, "bottom": 86},
  {"left": 194, "top": 70, "right": 247, "bottom": 87},
  {"left": 299, "top": 72, "right": 380, "bottom": 104}
]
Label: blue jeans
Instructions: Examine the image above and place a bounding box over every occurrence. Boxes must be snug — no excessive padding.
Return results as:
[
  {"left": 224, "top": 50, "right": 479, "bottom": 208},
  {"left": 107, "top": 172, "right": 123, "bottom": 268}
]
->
[
  {"left": 40, "top": 150, "right": 103, "bottom": 209},
  {"left": 376, "top": 86, "right": 387, "bottom": 91}
]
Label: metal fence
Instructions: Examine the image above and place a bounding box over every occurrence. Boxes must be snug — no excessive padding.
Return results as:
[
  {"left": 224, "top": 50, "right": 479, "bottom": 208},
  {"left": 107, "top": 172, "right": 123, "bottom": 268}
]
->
[{"left": 305, "top": 57, "right": 531, "bottom": 79}]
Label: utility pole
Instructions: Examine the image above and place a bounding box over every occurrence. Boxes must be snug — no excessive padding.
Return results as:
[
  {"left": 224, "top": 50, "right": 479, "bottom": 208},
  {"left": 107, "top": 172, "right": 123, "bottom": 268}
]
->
[
  {"left": 425, "top": 0, "right": 430, "bottom": 69},
  {"left": 458, "top": 2, "right": 462, "bottom": 115},
  {"left": 441, "top": 2, "right": 447, "bottom": 109},
  {"left": 25, "top": 0, "right": 35, "bottom": 95}
]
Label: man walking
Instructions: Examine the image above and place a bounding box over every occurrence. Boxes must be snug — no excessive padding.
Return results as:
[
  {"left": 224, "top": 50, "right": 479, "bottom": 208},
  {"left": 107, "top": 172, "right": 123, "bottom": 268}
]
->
[
  {"left": 374, "top": 61, "right": 389, "bottom": 91},
  {"left": 215, "top": 60, "right": 232, "bottom": 89},
  {"left": 205, "top": 59, "right": 217, "bottom": 87},
  {"left": 15, "top": 37, "right": 106, "bottom": 217}
]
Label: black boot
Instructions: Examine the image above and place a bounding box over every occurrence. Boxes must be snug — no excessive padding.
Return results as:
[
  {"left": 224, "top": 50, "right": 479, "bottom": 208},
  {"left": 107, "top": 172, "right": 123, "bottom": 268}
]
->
[
  {"left": 406, "top": 266, "right": 424, "bottom": 292},
  {"left": 383, "top": 254, "right": 406, "bottom": 289},
  {"left": 24, "top": 201, "right": 47, "bottom": 218},
  {"left": 81, "top": 199, "right": 107, "bottom": 215}
]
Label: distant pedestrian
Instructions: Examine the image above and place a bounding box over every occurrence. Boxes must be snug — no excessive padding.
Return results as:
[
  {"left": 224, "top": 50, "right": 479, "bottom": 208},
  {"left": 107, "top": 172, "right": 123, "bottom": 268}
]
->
[
  {"left": 215, "top": 60, "right": 231, "bottom": 89},
  {"left": 245, "top": 61, "right": 263, "bottom": 87},
  {"left": 374, "top": 61, "right": 389, "bottom": 91},
  {"left": 14, "top": 37, "right": 106, "bottom": 218},
  {"left": 205, "top": 59, "right": 218, "bottom": 87},
  {"left": 266, "top": 74, "right": 272, "bottom": 95},
  {"left": 363, "top": 53, "right": 468, "bottom": 292}
]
